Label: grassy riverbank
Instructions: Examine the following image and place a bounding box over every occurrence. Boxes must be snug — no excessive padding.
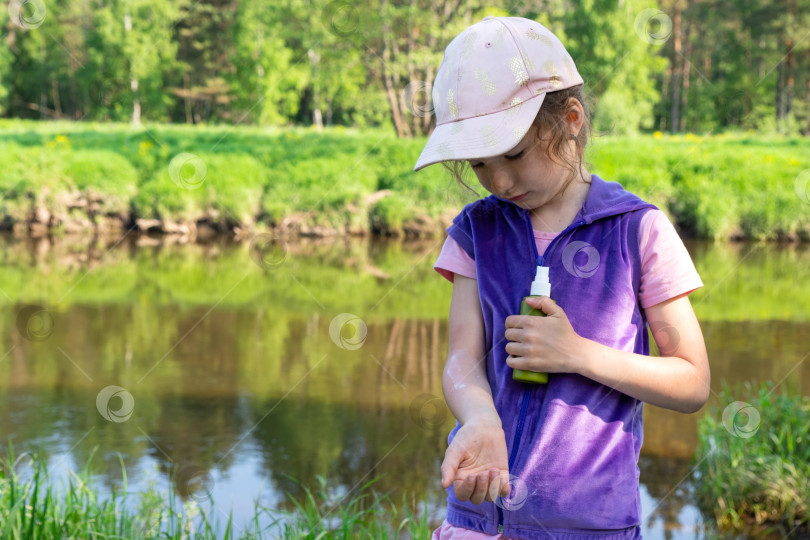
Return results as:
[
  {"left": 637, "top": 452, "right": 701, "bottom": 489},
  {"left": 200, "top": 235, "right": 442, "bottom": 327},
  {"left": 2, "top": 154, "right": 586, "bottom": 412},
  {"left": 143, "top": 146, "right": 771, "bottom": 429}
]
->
[
  {"left": 1, "top": 119, "right": 809, "bottom": 240},
  {"left": 0, "top": 446, "right": 431, "bottom": 539},
  {"left": 695, "top": 382, "right": 809, "bottom": 537}
]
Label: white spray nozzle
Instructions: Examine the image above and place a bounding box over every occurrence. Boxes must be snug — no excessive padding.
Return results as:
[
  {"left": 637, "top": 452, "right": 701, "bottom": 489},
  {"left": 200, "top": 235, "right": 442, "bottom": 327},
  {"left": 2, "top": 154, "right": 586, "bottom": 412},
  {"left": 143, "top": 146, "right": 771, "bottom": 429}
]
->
[{"left": 530, "top": 265, "right": 551, "bottom": 296}]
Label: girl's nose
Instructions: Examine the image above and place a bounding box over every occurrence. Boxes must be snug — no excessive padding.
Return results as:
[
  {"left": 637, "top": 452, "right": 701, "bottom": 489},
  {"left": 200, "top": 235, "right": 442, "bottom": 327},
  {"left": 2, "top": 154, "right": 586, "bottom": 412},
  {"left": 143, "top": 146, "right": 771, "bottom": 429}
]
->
[{"left": 491, "top": 167, "right": 515, "bottom": 195}]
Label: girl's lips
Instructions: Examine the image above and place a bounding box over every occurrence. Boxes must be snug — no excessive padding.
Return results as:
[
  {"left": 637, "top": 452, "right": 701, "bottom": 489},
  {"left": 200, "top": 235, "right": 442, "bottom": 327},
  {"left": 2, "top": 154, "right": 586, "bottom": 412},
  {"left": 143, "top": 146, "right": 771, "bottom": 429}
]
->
[{"left": 508, "top": 193, "right": 528, "bottom": 202}]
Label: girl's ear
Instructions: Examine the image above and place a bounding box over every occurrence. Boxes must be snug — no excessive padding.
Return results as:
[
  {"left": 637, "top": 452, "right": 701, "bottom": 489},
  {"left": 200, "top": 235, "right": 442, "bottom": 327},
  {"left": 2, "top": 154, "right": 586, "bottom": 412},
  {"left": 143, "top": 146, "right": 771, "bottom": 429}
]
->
[{"left": 565, "top": 98, "right": 585, "bottom": 133}]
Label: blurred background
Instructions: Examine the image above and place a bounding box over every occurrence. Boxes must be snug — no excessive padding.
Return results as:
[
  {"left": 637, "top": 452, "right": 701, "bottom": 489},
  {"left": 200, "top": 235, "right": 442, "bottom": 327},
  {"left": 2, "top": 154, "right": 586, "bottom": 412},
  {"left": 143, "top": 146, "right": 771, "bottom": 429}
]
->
[{"left": 1, "top": 0, "right": 809, "bottom": 135}]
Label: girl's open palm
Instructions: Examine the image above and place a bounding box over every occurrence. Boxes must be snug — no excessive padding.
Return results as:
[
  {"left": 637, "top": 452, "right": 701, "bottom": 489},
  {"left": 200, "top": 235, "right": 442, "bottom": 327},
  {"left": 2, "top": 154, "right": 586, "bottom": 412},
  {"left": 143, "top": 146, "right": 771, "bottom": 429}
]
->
[{"left": 440, "top": 418, "right": 511, "bottom": 505}]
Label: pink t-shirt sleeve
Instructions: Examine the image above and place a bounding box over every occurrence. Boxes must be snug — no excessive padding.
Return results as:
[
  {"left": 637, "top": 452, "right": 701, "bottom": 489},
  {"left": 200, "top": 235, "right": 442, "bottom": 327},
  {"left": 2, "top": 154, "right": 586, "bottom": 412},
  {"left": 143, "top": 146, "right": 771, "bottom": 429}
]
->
[
  {"left": 637, "top": 209, "right": 704, "bottom": 308},
  {"left": 433, "top": 209, "right": 703, "bottom": 309},
  {"left": 433, "top": 234, "right": 477, "bottom": 282}
]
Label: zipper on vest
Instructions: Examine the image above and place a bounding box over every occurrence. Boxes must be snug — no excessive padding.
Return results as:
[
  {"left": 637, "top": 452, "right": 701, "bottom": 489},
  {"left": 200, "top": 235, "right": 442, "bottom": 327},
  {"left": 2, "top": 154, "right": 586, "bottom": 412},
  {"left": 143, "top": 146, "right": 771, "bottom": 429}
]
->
[
  {"left": 500, "top": 209, "right": 586, "bottom": 532},
  {"left": 522, "top": 207, "right": 586, "bottom": 267}
]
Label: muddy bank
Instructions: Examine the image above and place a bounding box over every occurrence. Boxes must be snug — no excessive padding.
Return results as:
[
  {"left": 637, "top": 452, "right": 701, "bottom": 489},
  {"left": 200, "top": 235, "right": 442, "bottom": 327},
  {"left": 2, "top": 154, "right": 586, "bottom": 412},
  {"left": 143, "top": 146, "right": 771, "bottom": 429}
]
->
[
  {"left": 1, "top": 191, "right": 456, "bottom": 241},
  {"left": 3, "top": 190, "right": 808, "bottom": 243}
]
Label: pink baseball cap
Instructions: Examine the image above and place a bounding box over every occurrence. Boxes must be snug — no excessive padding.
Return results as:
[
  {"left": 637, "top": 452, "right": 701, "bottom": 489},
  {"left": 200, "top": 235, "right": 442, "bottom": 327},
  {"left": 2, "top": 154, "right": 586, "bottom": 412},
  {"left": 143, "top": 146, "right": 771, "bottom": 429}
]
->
[{"left": 413, "top": 16, "right": 584, "bottom": 172}]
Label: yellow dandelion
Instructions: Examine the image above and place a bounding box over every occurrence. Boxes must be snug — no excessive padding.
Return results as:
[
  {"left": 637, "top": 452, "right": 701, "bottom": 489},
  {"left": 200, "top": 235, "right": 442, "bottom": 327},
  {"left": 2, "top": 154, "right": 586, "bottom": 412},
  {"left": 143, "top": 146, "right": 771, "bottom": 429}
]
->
[
  {"left": 139, "top": 140, "right": 154, "bottom": 156},
  {"left": 653, "top": 131, "right": 662, "bottom": 139}
]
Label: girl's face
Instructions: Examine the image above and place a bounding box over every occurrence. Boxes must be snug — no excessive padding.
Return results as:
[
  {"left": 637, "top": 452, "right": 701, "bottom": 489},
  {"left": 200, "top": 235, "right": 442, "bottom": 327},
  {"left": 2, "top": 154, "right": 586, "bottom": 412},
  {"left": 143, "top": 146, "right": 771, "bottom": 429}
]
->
[{"left": 467, "top": 125, "right": 576, "bottom": 209}]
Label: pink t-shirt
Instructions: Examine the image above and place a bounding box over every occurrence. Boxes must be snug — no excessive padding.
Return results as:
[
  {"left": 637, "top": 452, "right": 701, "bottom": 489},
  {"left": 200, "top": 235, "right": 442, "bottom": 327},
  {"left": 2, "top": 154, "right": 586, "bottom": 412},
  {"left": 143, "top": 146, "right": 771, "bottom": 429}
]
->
[
  {"left": 431, "top": 209, "right": 703, "bottom": 539},
  {"left": 434, "top": 208, "right": 703, "bottom": 309}
]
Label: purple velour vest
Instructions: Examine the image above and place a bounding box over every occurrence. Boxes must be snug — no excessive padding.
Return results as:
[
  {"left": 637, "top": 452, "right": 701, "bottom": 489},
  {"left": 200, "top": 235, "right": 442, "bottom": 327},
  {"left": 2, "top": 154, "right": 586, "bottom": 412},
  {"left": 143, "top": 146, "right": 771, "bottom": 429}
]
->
[{"left": 444, "top": 173, "right": 659, "bottom": 539}]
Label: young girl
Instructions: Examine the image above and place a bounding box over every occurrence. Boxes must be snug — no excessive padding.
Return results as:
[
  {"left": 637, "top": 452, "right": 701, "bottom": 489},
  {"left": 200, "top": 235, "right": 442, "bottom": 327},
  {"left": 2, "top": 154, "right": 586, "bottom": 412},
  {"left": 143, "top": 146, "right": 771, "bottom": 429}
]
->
[{"left": 412, "top": 16, "right": 710, "bottom": 540}]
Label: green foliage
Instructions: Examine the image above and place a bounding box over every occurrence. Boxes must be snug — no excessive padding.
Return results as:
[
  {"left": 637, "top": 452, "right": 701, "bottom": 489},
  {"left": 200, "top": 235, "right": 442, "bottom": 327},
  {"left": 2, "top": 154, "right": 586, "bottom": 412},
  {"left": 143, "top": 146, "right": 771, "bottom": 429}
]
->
[
  {"left": 62, "top": 149, "right": 140, "bottom": 215},
  {"left": 1, "top": 0, "right": 808, "bottom": 133},
  {"left": 565, "top": 0, "right": 667, "bottom": 135},
  {"left": 0, "top": 446, "right": 432, "bottom": 539},
  {"left": 0, "top": 121, "right": 808, "bottom": 240},
  {"left": 0, "top": 139, "right": 139, "bottom": 221},
  {"left": 369, "top": 192, "right": 415, "bottom": 232},
  {"left": 262, "top": 155, "right": 377, "bottom": 226},
  {"left": 695, "top": 382, "right": 810, "bottom": 532},
  {"left": 590, "top": 133, "right": 810, "bottom": 241},
  {"left": 0, "top": 445, "right": 226, "bottom": 538},
  {"left": 133, "top": 152, "right": 267, "bottom": 226},
  {"left": 277, "top": 475, "right": 430, "bottom": 539}
]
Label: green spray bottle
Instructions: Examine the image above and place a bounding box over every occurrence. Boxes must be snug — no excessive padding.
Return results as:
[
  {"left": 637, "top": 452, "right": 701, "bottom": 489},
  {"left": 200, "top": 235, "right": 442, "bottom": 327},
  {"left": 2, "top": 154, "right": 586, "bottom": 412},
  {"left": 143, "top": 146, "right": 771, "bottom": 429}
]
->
[{"left": 511, "top": 264, "right": 554, "bottom": 384}]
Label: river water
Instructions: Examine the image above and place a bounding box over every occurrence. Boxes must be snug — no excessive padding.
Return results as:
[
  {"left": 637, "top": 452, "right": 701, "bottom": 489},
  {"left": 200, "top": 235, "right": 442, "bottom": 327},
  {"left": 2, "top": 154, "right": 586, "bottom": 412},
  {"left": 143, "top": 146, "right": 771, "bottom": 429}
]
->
[{"left": 1, "top": 232, "right": 807, "bottom": 539}]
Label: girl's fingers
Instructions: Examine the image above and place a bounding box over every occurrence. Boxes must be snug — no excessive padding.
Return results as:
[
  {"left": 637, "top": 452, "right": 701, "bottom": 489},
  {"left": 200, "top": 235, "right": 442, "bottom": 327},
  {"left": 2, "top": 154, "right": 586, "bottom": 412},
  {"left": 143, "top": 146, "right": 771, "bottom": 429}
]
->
[
  {"left": 469, "top": 470, "right": 490, "bottom": 505},
  {"left": 485, "top": 469, "right": 501, "bottom": 502},
  {"left": 500, "top": 472, "right": 512, "bottom": 498},
  {"left": 453, "top": 473, "right": 478, "bottom": 502},
  {"left": 440, "top": 446, "right": 463, "bottom": 489}
]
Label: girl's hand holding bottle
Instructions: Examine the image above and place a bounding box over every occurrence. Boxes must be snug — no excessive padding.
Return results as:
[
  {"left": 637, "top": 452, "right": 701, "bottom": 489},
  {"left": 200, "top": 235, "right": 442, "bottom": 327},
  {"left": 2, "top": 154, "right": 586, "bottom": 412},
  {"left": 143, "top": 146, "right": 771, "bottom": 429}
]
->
[
  {"left": 440, "top": 413, "right": 511, "bottom": 504},
  {"left": 504, "top": 295, "right": 585, "bottom": 376}
]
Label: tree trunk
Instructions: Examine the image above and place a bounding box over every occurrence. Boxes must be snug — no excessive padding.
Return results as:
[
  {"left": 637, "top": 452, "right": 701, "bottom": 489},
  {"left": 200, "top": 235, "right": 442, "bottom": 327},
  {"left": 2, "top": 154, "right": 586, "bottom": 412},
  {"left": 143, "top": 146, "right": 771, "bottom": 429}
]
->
[
  {"left": 131, "top": 78, "right": 141, "bottom": 125},
  {"left": 124, "top": 10, "right": 141, "bottom": 125},
  {"left": 308, "top": 48, "right": 323, "bottom": 130},
  {"left": 183, "top": 72, "right": 192, "bottom": 124},
  {"left": 782, "top": 0, "right": 797, "bottom": 127},
  {"left": 380, "top": 0, "right": 411, "bottom": 138},
  {"left": 680, "top": 19, "right": 692, "bottom": 132},
  {"left": 660, "top": 60, "right": 670, "bottom": 131},
  {"left": 805, "top": 49, "right": 810, "bottom": 134},
  {"left": 777, "top": 59, "right": 784, "bottom": 126},
  {"left": 669, "top": 6, "right": 682, "bottom": 133},
  {"left": 51, "top": 78, "right": 62, "bottom": 117},
  {"left": 69, "top": 72, "right": 79, "bottom": 119},
  {"left": 405, "top": 0, "right": 416, "bottom": 136},
  {"left": 39, "top": 40, "right": 47, "bottom": 119}
]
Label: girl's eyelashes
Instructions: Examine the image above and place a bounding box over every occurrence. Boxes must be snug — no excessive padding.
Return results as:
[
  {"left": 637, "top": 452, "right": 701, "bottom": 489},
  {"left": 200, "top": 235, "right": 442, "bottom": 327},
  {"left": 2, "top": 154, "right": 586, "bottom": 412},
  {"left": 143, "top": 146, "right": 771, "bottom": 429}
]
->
[{"left": 470, "top": 150, "right": 525, "bottom": 169}]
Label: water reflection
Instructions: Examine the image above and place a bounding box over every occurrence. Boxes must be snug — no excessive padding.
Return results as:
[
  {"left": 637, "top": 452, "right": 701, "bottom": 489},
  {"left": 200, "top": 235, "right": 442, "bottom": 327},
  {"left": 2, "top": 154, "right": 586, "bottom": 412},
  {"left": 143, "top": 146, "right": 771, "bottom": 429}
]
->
[{"left": 1, "top": 232, "right": 808, "bottom": 538}]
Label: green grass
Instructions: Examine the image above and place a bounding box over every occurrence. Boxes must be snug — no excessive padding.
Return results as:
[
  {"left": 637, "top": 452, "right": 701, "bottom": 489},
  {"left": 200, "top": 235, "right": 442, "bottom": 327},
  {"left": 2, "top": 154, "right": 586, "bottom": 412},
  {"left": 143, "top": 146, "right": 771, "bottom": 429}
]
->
[
  {"left": 0, "top": 119, "right": 808, "bottom": 239},
  {"left": 694, "top": 381, "right": 810, "bottom": 535},
  {"left": 0, "top": 445, "right": 432, "bottom": 539}
]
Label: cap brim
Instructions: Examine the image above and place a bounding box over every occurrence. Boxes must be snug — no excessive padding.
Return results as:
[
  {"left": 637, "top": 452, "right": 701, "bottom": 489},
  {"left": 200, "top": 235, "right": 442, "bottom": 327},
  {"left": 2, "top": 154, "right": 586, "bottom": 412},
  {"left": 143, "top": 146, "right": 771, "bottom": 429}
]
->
[{"left": 412, "top": 91, "right": 546, "bottom": 173}]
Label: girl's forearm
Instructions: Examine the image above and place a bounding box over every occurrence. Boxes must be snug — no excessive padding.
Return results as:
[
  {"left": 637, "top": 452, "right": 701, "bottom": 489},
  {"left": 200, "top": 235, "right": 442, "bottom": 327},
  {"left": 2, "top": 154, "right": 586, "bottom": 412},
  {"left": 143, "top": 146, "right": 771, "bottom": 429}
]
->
[
  {"left": 442, "top": 351, "right": 501, "bottom": 427},
  {"left": 576, "top": 337, "right": 710, "bottom": 414}
]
